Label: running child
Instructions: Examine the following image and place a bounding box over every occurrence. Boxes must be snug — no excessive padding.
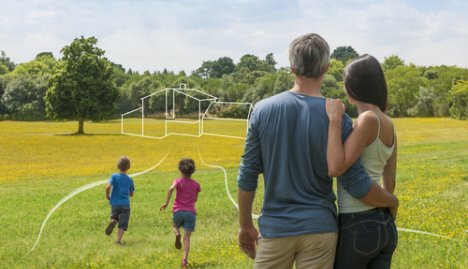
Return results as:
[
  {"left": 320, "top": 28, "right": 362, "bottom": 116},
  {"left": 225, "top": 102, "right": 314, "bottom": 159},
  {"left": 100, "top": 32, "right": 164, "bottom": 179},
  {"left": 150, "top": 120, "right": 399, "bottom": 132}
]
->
[
  {"left": 105, "top": 156, "right": 135, "bottom": 245},
  {"left": 160, "top": 158, "right": 201, "bottom": 268}
]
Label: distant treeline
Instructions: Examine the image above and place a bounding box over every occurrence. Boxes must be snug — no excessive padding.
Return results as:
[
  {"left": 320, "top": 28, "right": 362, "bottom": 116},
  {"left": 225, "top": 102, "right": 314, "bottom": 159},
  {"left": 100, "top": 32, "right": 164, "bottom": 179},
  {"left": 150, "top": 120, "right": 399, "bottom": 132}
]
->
[{"left": 1, "top": 40, "right": 468, "bottom": 122}]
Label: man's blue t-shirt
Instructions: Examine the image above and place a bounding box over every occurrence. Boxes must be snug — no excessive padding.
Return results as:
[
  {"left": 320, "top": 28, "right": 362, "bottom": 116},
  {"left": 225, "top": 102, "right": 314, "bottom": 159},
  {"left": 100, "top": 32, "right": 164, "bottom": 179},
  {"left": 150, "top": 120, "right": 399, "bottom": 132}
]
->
[
  {"left": 109, "top": 173, "right": 135, "bottom": 206},
  {"left": 237, "top": 91, "right": 371, "bottom": 238}
]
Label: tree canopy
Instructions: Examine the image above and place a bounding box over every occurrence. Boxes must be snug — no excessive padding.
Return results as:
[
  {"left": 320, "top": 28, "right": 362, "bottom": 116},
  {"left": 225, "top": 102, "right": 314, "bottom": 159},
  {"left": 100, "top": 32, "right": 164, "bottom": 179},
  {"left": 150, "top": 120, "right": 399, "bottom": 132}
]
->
[
  {"left": 193, "top": 56, "right": 236, "bottom": 79},
  {"left": 449, "top": 80, "right": 468, "bottom": 119},
  {"left": 382, "top": 55, "right": 405, "bottom": 71},
  {"left": 1, "top": 41, "right": 468, "bottom": 122},
  {"left": 2, "top": 54, "right": 57, "bottom": 119},
  {"left": 45, "top": 36, "right": 118, "bottom": 134},
  {"left": 331, "top": 46, "right": 359, "bottom": 63},
  {"left": 0, "top": 51, "right": 16, "bottom": 74}
]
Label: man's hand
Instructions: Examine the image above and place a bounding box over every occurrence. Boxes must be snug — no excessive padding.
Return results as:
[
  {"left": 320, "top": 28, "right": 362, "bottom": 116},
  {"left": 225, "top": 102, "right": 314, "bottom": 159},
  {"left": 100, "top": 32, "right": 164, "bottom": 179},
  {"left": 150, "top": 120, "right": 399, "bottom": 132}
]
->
[
  {"left": 160, "top": 203, "right": 168, "bottom": 211},
  {"left": 238, "top": 227, "right": 259, "bottom": 259}
]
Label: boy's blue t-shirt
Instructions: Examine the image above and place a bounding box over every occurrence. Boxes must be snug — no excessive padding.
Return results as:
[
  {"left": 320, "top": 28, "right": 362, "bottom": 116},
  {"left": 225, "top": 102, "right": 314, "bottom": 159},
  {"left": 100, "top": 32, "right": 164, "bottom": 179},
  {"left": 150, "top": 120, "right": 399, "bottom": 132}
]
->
[{"left": 109, "top": 173, "right": 135, "bottom": 206}]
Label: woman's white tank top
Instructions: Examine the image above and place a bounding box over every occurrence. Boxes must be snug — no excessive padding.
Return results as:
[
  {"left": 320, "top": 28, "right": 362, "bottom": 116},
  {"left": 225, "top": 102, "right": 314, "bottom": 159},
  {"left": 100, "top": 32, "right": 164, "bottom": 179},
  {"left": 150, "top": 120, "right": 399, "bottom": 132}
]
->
[{"left": 337, "top": 111, "right": 395, "bottom": 213}]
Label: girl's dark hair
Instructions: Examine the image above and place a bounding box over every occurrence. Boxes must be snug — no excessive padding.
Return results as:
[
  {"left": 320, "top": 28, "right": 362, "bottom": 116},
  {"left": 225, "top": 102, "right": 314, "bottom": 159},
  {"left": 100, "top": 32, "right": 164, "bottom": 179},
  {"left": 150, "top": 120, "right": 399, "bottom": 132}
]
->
[
  {"left": 117, "top": 156, "right": 131, "bottom": 171},
  {"left": 344, "top": 54, "right": 388, "bottom": 111},
  {"left": 178, "top": 158, "right": 195, "bottom": 177}
]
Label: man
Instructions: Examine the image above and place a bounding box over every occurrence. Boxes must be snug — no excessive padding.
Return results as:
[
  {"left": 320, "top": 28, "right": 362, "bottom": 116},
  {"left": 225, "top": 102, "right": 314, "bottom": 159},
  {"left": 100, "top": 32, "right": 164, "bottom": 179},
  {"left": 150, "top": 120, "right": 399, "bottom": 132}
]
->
[{"left": 237, "top": 33, "right": 398, "bottom": 269}]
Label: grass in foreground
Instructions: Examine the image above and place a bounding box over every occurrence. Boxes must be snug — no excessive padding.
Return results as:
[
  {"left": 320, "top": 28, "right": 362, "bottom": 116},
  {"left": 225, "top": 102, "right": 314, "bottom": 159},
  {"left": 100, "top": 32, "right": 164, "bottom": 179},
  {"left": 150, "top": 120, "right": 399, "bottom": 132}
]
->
[
  {"left": 0, "top": 118, "right": 467, "bottom": 268},
  {"left": 1, "top": 169, "right": 254, "bottom": 269}
]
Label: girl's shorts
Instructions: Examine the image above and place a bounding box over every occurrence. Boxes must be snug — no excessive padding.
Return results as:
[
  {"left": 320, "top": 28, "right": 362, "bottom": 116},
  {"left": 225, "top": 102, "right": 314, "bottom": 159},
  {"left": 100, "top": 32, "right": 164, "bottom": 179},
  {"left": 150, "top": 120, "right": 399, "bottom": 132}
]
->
[{"left": 173, "top": 211, "right": 196, "bottom": 232}]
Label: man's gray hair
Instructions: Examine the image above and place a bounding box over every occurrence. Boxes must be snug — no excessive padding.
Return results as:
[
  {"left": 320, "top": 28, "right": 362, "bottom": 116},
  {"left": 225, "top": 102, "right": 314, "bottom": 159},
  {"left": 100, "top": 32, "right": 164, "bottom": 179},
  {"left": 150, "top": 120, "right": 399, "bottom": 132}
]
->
[{"left": 289, "top": 33, "right": 330, "bottom": 78}]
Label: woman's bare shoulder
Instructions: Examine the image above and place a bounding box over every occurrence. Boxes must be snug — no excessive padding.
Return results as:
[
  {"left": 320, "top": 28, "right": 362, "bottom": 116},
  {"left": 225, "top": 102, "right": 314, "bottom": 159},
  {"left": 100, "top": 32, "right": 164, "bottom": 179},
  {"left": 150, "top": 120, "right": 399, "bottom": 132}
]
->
[{"left": 355, "top": 110, "right": 379, "bottom": 127}]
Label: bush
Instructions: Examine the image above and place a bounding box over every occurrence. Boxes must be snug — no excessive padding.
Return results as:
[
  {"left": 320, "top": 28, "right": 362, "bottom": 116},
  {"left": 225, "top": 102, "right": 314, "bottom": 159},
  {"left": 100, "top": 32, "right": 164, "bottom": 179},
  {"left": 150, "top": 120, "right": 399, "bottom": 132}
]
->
[{"left": 449, "top": 80, "right": 468, "bottom": 120}]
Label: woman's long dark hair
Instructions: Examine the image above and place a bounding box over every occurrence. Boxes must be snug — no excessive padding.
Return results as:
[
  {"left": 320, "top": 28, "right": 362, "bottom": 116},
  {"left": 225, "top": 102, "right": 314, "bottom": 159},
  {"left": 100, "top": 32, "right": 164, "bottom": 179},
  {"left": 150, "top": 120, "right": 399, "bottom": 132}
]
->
[{"left": 344, "top": 54, "right": 388, "bottom": 112}]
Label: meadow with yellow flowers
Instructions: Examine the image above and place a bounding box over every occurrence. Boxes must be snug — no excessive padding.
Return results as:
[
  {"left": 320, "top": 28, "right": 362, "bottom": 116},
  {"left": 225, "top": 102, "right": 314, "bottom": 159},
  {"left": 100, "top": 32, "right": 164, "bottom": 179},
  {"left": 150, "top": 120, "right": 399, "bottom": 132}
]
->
[{"left": 0, "top": 118, "right": 466, "bottom": 268}]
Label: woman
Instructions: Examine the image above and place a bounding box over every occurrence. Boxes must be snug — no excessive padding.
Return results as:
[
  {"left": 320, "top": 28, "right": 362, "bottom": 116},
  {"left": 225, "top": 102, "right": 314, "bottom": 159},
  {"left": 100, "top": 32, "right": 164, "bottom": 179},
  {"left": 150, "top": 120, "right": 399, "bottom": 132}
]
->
[{"left": 326, "top": 54, "right": 398, "bottom": 269}]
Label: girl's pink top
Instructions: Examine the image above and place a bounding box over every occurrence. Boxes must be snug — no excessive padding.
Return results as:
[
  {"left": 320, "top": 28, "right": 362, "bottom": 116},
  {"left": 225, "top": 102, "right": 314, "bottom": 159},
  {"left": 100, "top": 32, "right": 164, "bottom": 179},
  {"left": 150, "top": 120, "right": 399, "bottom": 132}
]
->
[{"left": 173, "top": 177, "right": 201, "bottom": 213}]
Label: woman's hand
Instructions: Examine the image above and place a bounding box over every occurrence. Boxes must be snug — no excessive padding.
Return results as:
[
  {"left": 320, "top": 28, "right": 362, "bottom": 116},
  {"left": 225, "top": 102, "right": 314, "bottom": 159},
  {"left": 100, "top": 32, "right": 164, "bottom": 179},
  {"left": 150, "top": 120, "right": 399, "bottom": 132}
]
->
[
  {"left": 160, "top": 203, "right": 168, "bottom": 211},
  {"left": 326, "top": 98, "right": 345, "bottom": 121}
]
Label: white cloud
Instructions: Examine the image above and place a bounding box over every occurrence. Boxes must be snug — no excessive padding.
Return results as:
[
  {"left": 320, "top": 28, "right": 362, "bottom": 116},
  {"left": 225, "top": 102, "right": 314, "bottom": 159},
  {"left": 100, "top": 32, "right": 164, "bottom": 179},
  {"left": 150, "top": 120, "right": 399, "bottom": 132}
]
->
[
  {"left": 1, "top": 0, "right": 467, "bottom": 72},
  {"left": 293, "top": 0, "right": 468, "bottom": 67}
]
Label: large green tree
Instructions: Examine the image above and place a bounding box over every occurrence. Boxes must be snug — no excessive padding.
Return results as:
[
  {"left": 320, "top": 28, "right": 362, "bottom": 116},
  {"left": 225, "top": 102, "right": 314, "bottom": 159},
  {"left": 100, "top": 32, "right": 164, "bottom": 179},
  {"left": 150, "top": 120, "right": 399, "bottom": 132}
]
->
[{"left": 45, "top": 36, "right": 118, "bottom": 134}]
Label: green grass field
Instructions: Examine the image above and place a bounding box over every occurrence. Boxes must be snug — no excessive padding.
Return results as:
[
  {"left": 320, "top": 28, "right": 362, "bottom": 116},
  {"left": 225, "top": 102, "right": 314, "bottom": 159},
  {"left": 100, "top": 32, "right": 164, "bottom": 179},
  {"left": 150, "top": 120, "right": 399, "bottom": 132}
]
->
[{"left": 0, "top": 118, "right": 467, "bottom": 268}]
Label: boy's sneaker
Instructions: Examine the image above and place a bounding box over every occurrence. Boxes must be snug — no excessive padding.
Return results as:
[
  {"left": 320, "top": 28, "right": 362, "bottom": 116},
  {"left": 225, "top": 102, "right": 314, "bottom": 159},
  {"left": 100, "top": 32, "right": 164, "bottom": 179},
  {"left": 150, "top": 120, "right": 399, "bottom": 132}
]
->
[
  {"left": 175, "top": 234, "right": 182, "bottom": 249},
  {"left": 105, "top": 221, "right": 116, "bottom": 235}
]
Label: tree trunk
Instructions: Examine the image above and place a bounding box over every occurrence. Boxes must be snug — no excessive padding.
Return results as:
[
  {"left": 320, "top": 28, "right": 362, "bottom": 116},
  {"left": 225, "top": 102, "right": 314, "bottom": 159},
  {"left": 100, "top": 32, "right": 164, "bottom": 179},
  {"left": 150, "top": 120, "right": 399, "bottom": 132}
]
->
[{"left": 77, "top": 117, "right": 85, "bottom": 134}]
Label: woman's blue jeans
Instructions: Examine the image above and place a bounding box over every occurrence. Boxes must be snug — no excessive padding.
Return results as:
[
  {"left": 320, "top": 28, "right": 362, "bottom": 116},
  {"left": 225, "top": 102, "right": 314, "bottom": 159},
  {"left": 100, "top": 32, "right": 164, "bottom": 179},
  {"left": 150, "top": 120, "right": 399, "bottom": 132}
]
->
[{"left": 334, "top": 208, "right": 398, "bottom": 269}]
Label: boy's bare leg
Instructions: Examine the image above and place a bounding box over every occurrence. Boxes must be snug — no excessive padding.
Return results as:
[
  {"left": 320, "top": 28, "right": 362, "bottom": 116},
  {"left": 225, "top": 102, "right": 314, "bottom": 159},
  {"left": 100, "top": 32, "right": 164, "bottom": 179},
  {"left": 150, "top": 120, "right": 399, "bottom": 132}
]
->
[
  {"left": 116, "top": 229, "right": 124, "bottom": 244},
  {"left": 105, "top": 219, "right": 117, "bottom": 235}
]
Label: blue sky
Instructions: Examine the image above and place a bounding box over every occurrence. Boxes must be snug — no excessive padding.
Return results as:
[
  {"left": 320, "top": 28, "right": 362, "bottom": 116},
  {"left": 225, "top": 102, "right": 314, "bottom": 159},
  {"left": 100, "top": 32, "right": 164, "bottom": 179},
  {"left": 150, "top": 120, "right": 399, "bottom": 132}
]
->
[{"left": 1, "top": 0, "right": 467, "bottom": 72}]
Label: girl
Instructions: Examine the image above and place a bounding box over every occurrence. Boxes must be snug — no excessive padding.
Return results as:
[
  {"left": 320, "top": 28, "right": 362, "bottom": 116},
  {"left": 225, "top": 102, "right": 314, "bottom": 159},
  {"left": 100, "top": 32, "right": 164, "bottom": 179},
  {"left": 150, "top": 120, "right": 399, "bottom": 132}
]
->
[
  {"left": 326, "top": 54, "right": 398, "bottom": 269},
  {"left": 160, "top": 158, "right": 201, "bottom": 268}
]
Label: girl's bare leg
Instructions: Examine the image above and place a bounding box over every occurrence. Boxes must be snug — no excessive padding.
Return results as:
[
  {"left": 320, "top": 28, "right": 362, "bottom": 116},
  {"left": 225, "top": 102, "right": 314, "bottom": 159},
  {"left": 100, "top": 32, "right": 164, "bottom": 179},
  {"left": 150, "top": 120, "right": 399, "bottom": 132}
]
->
[
  {"left": 173, "top": 224, "right": 182, "bottom": 249},
  {"left": 183, "top": 231, "right": 192, "bottom": 262}
]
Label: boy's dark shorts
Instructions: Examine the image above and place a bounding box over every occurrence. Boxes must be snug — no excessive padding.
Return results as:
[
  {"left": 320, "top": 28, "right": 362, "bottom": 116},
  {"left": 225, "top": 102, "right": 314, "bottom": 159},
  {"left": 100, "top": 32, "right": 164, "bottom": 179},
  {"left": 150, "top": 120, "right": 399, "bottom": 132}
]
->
[
  {"left": 173, "top": 211, "right": 196, "bottom": 232},
  {"left": 110, "top": 205, "right": 131, "bottom": 231}
]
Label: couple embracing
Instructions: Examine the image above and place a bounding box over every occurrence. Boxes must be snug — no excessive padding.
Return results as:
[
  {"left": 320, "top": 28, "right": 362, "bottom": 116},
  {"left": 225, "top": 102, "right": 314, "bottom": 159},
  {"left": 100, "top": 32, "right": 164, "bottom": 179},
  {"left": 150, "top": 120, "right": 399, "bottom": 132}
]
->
[{"left": 237, "top": 33, "right": 398, "bottom": 269}]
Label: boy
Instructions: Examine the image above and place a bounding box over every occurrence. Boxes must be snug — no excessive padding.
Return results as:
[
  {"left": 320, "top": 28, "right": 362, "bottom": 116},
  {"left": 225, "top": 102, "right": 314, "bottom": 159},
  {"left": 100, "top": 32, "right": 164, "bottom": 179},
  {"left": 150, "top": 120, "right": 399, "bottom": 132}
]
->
[{"left": 105, "top": 156, "right": 135, "bottom": 245}]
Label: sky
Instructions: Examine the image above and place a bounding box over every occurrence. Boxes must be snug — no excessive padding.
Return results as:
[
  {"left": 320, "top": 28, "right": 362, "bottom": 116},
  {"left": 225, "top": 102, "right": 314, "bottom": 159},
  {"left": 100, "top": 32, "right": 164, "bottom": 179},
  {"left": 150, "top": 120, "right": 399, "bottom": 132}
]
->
[{"left": 1, "top": 0, "right": 467, "bottom": 73}]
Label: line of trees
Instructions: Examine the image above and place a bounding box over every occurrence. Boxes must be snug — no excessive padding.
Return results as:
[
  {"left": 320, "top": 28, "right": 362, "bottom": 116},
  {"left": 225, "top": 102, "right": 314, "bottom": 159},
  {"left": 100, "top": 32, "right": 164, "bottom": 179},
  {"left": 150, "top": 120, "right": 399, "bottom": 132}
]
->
[{"left": 1, "top": 37, "right": 467, "bottom": 133}]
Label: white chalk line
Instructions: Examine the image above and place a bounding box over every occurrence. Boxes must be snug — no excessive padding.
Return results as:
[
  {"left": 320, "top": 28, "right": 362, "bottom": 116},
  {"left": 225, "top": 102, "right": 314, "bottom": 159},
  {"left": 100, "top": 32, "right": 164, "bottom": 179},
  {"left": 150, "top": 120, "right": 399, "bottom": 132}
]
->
[
  {"left": 26, "top": 152, "right": 169, "bottom": 256},
  {"left": 197, "top": 150, "right": 260, "bottom": 219},
  {"left": 396, "top": 227, "right": 455, "bottom": 241}
]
